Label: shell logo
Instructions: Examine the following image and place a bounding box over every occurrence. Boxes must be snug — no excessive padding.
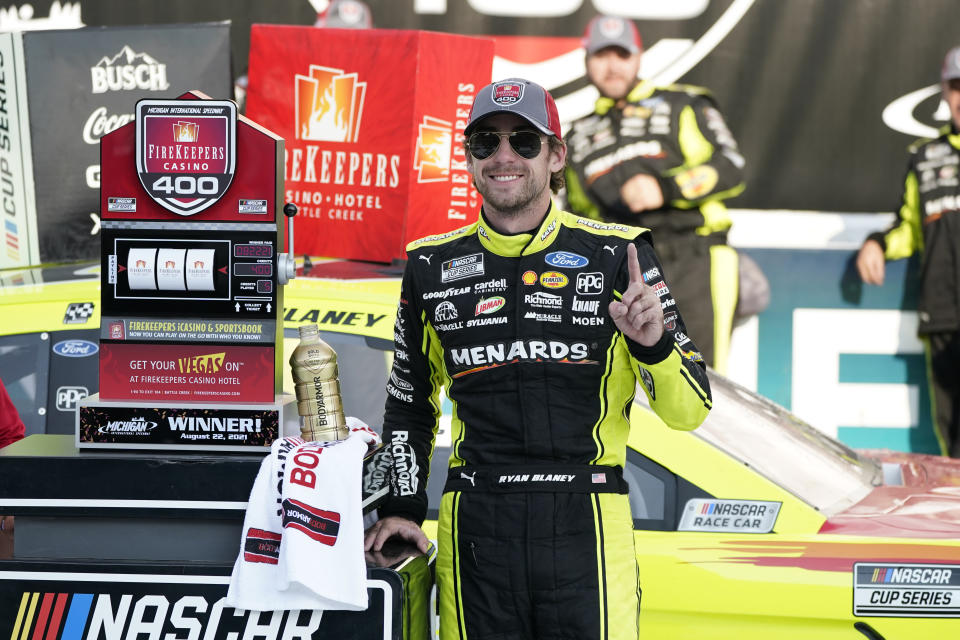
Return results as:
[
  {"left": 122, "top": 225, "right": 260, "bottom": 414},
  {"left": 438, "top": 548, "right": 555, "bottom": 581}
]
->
[
  {"left": 540, "top": 271, "right": 568, "bottom": 289},
  {"left": 522, "top": 270, "right": 538, "bottom": 285}
]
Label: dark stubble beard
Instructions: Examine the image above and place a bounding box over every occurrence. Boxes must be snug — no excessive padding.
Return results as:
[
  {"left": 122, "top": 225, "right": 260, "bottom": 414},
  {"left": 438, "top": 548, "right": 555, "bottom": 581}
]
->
[{"left": 474, "top": 166, "right": 545, "bottom": 218}]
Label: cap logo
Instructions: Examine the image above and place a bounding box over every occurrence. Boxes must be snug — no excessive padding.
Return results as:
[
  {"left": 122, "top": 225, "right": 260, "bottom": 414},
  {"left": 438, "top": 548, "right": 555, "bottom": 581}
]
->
[
  {"left": 492, "top": 82, "right": 523, "bottom": 105},
  {"left": 336, "top": 1, "right": 364, "bottom": 24},
  {"left": 599, "top": 17, "right": 626, "bottom": 39}
]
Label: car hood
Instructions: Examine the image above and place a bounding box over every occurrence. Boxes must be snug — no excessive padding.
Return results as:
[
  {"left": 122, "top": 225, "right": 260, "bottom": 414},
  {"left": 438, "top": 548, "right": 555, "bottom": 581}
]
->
[{"left": 819, "top": 450, "right": 960, "bottom": 539}]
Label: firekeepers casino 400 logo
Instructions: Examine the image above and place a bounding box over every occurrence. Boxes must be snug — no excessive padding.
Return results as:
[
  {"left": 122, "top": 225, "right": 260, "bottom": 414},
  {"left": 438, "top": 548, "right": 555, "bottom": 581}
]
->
[{"left": 135, "top": 99, "right": 237, "bottom": 216}]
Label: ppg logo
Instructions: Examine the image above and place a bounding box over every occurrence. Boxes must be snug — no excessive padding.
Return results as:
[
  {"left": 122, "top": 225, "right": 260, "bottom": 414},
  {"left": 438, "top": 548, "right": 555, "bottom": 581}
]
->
[
  {"left": 56, "top": 386, "right": 89, "bottom": 411},
  {"left": 576, "top": 272, "right": 604, "bottom": 295}
]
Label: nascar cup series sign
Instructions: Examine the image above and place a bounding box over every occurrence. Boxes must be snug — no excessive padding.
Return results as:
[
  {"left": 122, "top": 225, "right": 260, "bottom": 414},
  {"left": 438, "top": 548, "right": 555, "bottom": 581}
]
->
[{"left": 135, "top": 99, "right": 236, "bottom": 216}]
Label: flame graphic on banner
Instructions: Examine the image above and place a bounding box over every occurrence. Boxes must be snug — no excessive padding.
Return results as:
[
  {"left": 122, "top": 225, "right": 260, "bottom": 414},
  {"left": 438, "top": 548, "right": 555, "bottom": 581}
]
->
[
  {"left": 172, "top": 121, "right": 198, "bottom": 143},
  {"left": 295, "top": 65, "right": 367, "bottom": 142},
  {"left": 413, "top": 116, "right": 452, "bottom": 183}
]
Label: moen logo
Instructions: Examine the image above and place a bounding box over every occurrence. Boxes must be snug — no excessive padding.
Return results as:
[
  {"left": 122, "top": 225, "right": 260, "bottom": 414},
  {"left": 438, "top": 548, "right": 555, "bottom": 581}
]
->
[
  {"left": 177, "top": 353, "right": 226, "bottom": 374},
  {"left": 414, "top": 115, "right": 452, "bottom": 183},
  {"left": 91, "top": 45, "right": 168, "bottom": 94},
  {"left": 9, "top": 591, "right": 323, "bottom": 640},
  {"left": 295, "top": 65, "right": 367, "bottom": 142}
]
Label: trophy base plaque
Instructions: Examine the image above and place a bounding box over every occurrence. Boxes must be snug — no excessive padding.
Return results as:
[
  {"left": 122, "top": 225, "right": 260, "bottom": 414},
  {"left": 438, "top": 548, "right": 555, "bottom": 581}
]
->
[{"left": 76, "top": 393, "right": 297, "bottom": 452}]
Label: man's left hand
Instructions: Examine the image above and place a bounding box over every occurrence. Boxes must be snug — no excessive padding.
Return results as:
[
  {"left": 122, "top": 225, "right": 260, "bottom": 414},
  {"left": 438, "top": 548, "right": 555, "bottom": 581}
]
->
[
  {"left": 609, "top": 243, "right": 664, "bottom": 346},
  {"left": 620, "top": 174, "right": 664, "bottom": 212}
]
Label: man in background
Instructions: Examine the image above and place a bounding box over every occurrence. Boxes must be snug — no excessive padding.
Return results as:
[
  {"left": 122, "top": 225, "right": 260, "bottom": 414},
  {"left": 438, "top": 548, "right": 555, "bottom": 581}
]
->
[
  {"left": 856, "top": 46, "right": 960, "bottom": 458},
  {"left": 565, "top": 15, "right": 746, "bottom": 373}
]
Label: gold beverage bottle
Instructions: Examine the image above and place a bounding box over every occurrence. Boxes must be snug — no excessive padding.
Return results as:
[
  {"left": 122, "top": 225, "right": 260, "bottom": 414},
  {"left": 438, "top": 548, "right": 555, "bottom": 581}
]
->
[{"left": 289, "top": 323, "right": 348, "bottom": 441}]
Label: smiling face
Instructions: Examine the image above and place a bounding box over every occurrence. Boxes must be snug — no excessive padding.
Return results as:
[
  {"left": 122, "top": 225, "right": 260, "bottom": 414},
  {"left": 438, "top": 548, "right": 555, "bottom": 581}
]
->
[
  {"left": 465, "top": 113, "right": 565, "bottom": 221},
  {"left": 586, "top": 46, "right": 642, "bottom": 101}
]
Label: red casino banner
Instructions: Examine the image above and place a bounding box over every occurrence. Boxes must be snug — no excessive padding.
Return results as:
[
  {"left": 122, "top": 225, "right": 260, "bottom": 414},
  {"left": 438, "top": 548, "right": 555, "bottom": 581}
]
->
[
  {"left": 98, "top": 343, "right": 275, "bottom": 403},
  {"left": 247, "top": 26, "right": 494, "bottom": 263}
]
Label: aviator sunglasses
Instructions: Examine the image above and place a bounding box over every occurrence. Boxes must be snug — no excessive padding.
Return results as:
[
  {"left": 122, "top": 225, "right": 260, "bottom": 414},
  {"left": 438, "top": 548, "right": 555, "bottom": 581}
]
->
[{"left": 466, "top": 130, "right": 544, "bottom": 160}]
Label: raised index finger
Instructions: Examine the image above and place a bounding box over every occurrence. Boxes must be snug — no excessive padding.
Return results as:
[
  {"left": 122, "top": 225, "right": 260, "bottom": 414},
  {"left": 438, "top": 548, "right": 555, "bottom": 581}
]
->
[{"left": 626, "top": 242, "right": 643, "bottom": 285}]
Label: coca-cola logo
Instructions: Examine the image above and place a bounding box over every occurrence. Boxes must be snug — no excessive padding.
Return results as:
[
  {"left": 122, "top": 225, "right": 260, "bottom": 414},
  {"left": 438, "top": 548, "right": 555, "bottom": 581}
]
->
[{"left": 83, "top": 107, "right": 134, "bottom": 145}]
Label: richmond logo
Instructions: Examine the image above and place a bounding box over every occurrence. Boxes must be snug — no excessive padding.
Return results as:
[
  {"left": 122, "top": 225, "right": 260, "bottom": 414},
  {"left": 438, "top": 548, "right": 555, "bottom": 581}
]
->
[
  {"left": 414, "top": 115, "right": 452, "bottom": 183},
  {"left": 295, "top": 65, "right": 367, "bottom": 142}
]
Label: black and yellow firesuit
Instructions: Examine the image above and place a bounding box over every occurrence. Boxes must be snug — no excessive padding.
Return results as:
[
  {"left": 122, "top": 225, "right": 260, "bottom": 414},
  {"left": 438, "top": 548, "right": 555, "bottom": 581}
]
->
[
  {"left": 565, "top": 80, "right": 745, "bottom": 372},
  {"left": 376, "top": 203, "right": 711, "bottom": 640},
  {"left": 867, "top": 126, "right": 960, "bottom": 457}
]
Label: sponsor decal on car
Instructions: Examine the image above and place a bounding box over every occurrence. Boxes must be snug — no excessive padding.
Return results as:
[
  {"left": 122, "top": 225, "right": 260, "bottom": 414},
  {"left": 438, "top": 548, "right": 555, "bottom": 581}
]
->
[
  {"left": 678, "top": 499, "right": 781, "bottom": 534},
  {"left": 52, "top": 339, "right": 99, "bottom": 358},
  {"left": 854, "top": 563, "right": 960, "bottom": 617},
  {"left": 56, "top": 386, "right": 89, "bottom": 412},
  {"left": 63, "top": 302, "right": 95, "bottom": 324}
]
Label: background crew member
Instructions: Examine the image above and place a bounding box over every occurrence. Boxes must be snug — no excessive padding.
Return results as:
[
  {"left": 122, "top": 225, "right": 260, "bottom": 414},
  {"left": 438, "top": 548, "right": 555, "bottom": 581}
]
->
[
  {"left": 856, "top": 46, "right": 960, "bottom": 458},
  {"left": 365, "top": 78, "right": 712, "bottom": 640},
  {"left": 565, "top": 15, "right": 746, "bottom": 373}
]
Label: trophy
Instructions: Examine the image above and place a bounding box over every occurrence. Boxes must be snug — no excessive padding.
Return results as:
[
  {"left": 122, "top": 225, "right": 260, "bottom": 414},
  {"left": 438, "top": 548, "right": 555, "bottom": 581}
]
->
[{"left": 290, "top": 323, "right": 348, "bottom": 441}]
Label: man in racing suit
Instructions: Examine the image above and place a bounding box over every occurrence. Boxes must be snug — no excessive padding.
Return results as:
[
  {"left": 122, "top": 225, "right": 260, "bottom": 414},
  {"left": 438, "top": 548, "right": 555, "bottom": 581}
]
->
[
  {"left": 856, "top": 46, "right": 960, "bottom": 458},
  {"left": 365, "top": 78, "right": 712, "bottom": 640},
  {"left": 564, "top": 15, "right": 746, "bottom": 373}
]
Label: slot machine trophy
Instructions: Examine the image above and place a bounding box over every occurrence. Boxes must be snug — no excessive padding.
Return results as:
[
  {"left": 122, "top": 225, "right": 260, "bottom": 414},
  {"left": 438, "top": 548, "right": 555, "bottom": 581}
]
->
[{"left": 77, "top": 91, "right": 298, "bottom": 451}]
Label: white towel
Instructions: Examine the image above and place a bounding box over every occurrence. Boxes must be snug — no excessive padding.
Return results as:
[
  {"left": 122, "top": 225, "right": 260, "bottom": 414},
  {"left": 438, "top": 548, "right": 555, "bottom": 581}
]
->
[{"left": 226, "top": 419, "right": 381, "bottom": 612}]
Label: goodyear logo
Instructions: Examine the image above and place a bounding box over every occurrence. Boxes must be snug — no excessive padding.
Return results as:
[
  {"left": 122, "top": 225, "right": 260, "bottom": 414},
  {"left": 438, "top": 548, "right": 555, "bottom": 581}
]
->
[
  {"left": 539, "top": 271, "right": 568, "bottom": 289},
  {"left": 177, "top": 352, "right": 226, "bottom": 374}
]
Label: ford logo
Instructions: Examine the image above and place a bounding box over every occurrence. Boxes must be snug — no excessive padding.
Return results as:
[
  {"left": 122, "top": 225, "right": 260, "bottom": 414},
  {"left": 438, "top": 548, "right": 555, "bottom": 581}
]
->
[
  {"left": 545, "top": 251, "right": 589, "bottom": 269},
  {"left": 52, "top": 339, "right": 99, "bottom": 358}
]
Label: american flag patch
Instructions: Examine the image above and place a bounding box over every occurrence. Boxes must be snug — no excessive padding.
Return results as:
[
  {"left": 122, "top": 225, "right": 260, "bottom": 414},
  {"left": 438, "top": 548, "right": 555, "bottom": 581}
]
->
[{"left": 592, "top": 473, "right": 606, "bottom": 484}]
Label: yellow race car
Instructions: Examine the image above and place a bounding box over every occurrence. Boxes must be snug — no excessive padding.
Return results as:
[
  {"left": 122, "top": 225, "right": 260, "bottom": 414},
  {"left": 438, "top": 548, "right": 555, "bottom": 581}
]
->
[{"left": 3, "top": 259, "right": 960, "bottom": 638}]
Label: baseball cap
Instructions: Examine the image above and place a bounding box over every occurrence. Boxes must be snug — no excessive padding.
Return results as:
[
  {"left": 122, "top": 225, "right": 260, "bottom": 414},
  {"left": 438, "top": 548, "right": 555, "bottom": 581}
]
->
[
  {"left": 464, "top": 78, "right": 562, "bottom": 138},
  {"left": 315, "top": 0, "right": 373, "bottom": 29},
  {"left": 943, "top": 46, "right": 960, "bottom": 81},
  {"left": 582, "top": 15, "right": 642, "bottom": 55}
]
